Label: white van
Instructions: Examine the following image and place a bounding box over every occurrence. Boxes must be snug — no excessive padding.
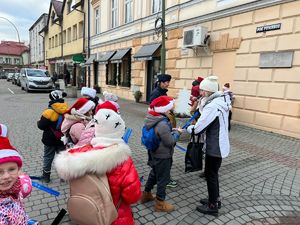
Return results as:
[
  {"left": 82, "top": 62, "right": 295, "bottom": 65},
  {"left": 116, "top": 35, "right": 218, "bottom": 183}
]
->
[{"left": 20, "top": 68, "right": 54, "bottom": 92}]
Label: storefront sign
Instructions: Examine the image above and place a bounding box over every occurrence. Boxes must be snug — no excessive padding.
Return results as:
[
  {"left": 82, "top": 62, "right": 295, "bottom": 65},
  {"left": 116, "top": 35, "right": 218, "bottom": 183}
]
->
[
  {"left": 256, "top": 23, "right": 281, "bottom": 33},
  {"left": 259, "top": 51, "right": 293, "bottom": 68}
]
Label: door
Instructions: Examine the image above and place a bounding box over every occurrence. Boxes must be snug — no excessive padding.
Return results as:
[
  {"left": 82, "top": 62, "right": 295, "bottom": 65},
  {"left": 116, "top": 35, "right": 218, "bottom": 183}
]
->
[
  {"left": 146, "top": 58, "right": 161, "bottom": 102},
  {"left": 212, "top": 51, "right": 236, "bottom": 89}
]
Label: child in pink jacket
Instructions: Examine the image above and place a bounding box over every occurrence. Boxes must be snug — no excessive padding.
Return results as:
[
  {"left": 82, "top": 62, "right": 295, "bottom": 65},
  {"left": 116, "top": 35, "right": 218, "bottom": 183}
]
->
[
  {"left": 0, "top": 124, "right": 32, "bottom": 225},
  {"left": 61, "top": 98, "right": 95, "bottom": 146}
]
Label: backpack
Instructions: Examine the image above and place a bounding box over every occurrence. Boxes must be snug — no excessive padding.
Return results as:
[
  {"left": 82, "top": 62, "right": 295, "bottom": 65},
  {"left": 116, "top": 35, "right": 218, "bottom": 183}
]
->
[
  {"left": 67, "top": 173, "right": 120, "bottom": 225},
  {"left": 141, "top": 118, "right": 168, "bottom": 151}
]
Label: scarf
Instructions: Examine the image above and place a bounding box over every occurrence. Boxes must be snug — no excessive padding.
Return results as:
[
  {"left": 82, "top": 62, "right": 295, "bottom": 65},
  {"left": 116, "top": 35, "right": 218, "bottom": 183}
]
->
[{"left": 0, "top": 178, "right": 21, "bottom": 199}]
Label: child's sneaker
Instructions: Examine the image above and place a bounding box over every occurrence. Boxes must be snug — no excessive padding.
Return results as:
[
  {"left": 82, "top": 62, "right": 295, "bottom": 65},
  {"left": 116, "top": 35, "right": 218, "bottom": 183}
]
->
[{"left": 166, "top": 179, "right": 177, "bottom": 188}]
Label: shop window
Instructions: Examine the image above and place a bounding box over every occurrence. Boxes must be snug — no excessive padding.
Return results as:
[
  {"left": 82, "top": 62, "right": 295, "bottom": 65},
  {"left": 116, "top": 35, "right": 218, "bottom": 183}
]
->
[
  {"left": 119, "top": 54, "right": 131, "bottom": 87},
  {"left": 106, "top": 62, "right": 118, "bottom": 86}
]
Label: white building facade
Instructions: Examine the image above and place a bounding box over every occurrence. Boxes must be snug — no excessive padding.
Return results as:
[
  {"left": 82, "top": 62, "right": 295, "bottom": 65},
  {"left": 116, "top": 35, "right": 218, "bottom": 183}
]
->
[{"left": 29, "top": 13, "right": 48, "bottom": 67}]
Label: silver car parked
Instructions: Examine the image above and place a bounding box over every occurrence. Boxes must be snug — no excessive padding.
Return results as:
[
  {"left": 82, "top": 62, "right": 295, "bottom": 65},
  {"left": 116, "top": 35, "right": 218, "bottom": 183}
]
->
[{"left": 20, "top": 68, "right": 54, "bottom": 92}]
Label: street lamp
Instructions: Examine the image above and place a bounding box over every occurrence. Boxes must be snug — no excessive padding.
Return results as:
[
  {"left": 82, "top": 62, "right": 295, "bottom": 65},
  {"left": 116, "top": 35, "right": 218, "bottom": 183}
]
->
[{"left": 0, "top": 16, "right": 23, "bottom": 66}]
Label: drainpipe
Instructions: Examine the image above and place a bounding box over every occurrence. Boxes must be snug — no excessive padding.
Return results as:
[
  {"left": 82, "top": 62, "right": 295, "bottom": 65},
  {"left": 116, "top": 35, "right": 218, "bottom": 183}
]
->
[
  {"left": 87, "top": 0, "right": 91, "bottom": 87},
  {"left": 161, "top": 0, "right": 166, "bottom": 74}
]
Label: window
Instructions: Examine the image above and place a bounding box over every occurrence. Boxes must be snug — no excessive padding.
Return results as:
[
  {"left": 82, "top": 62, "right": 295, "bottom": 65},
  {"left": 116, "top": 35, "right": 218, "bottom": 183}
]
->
[
  {"left": 78, "top": 21, "right": 83, "bottom": 38},
  {"left": 95, "top": 8, "right": 100, "bottom": 34},
  {"left": 63, "top": 30, "right": 67, "bottom": 44},
  {"left": 152, "top": 0, "right": 161, "bottom": 13},
  {"left": 67, "top": 0, "right": 75, "bottom": 13},
  {"left": 67, "top": 27, "right": 72, "bottom": 42},
  {"left": 59, "top": 33, "right": 62, "bottom": 45},
  {"left": 73, "top": 24, "right": 77, "bottom": 40},
  {"left": 52, "top": 38, "right": 55, "bottom": 48},
  {"left": 111, "top": 0, "right": 118, "bottom": 28},
  {"left": 55, "top": 35, "right": 58, "bottom": 47},
  {"left": 49, "top": 38, "right": 52, "bottom": 48},
  {"left": 14, "top": 58, "right": 20, "bottom": 64},
  {"left": 5, "top": 58, "right": 11, "bottom": 64},
  {"left": 119, "top": 50, "right": 131, "bottom": 87},
  {"left": 125, "top": 0, "right": 133, "bottom": 24},
  {"left": 0, "top": 57, "right": 3, "bottom": 63},
  {"left": 106, "top": 63, "right": 118, "bottom": 86}
]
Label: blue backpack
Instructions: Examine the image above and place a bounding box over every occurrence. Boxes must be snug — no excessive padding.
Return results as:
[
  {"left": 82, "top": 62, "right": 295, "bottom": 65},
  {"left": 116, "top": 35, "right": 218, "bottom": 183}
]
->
[{"left": 141, "top": 119, "right": 168, "bottom": 151}]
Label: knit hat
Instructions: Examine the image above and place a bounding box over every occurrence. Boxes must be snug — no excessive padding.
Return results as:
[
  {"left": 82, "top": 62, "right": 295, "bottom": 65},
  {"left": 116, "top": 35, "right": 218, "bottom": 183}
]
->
[
  {"left": 157, "top": 74, "right": 172, "bottom": 82},
  {"left": 49, "top": 90, "right": 67, "bottom": 101},
  {"left": 103, "top": 91, "right": 118, "bottom": 102},
  {"left": 94, "top": 108, "right": 125, "bottom": 139},
  {"left": 66, "top": 98, "right": 95, "bottom": 114},
  {"left": 149, "top": 96, "right": 175, "bottom": 113},
  {"left": 197, "top": 76, "right": 204, "bottom": 83},
  {"left": 95, "top": 101, "right": 119, "bottom": 113},
  {"left": 0, "top": 124, "right": 22, "bottom": 167},
  {"left": 200, "top": 75, "right": 219, "bottom": 93},
  {"left": 81, "top": 87, "right": 96, "bottom": 99}
]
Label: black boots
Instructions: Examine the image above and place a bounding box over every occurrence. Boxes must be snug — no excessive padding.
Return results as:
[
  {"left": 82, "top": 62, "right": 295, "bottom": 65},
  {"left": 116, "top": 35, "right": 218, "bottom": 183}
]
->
[
  {"left": 196, "top": 203, "right": 218, "bottom": 215},
  {"left": 41, "top": 171, "right": 51, "bottom": 183},
  {"left": 200, "top": 198, "right": 221, "bottom": 209}
]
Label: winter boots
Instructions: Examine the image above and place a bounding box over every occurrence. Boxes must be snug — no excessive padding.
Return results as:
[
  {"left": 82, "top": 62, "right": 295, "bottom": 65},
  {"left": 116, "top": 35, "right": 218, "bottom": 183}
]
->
[
  {"left": 140, "top": 191, "right": 155, "bottom": 204},
  {"left": 196, "top": 202, "right": 219, "bottom": 215},
  {"left": 41, "top": 171, "right": 51, "bottom": 183},
  {"left": 154, "top": 198, "right": 175, "bottom": 212}
]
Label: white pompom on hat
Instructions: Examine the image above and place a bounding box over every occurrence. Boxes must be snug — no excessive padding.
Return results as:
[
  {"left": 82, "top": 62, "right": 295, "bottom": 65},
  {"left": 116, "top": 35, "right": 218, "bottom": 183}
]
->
[
  {"left": 149, "top": 96, "right": 175, "bottom": 113},
  {"left": 200, "top": 75, "right": 219, "bottom": 93},
  {"left": 81, "top": 87, "right": 96, "bottom": 99}
]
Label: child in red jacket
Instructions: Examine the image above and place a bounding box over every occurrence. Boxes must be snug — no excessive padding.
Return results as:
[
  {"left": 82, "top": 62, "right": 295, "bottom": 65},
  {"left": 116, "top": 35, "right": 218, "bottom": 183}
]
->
[{"left": 55, "top": 104, "right": 141, "bottom": 225}]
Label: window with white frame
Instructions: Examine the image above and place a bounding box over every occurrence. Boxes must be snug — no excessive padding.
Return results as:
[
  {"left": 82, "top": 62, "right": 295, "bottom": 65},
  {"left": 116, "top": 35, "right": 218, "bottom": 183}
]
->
[
  {"left": 111, "top": 0, "right": 118, "bottom": 28},
  {"left": 95, "top": 8, "right": 100, "bottom": 34},
  {"left": 152, "top": 0, "right": 161, "bottom": 14},
  {"left": 125, "top": 0, "right": 133, "bottom": 24}
]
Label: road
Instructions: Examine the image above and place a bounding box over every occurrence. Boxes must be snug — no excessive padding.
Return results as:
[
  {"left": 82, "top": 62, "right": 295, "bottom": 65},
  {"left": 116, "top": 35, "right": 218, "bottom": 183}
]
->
[{"left": 0, "top": 80, "right": 299, "bottom": 225}]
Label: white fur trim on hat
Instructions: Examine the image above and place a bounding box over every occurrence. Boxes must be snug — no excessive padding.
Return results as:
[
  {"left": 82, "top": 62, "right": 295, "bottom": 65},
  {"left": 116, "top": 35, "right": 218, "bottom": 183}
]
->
[
  {"left": 78, "top": 100, "right": 95, "bottom": 114},
  {"left": 0, "top": 150, "right": 21, "bottom": 159},
  {"left": 200, "top": 75, "right": 219, "bottom": 93},
  {"left": 0, "top": 124, "right": 8, "bottom": 138},
  {"left": 81, "top": 87, "right": 96, "bottom": 98},
  {"left": 153, "top": 100, "right": 174, "bottom": 113}
]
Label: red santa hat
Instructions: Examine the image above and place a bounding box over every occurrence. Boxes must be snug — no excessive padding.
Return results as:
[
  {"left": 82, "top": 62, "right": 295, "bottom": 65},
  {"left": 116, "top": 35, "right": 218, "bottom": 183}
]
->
[
  {"left": 0, "top": 124, "right": 22, "bottom": 167},
  {"left": 66, "top": 98, "right": 95, "bottom": 115},
  {"left": 95, "top": 101, "right": 119, "bottom": 113},
  {"left": 81, "top": 87, "right": 96, "bottom": 99},
  {"left": 149, "top": 96, "right": 175, "bottom": 113}
]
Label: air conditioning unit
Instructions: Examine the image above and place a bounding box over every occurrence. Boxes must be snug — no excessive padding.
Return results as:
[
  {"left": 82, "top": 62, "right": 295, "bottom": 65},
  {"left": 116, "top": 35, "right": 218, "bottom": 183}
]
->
[{"left": 183, "top": 27, "right": 208, "bottom": 48}]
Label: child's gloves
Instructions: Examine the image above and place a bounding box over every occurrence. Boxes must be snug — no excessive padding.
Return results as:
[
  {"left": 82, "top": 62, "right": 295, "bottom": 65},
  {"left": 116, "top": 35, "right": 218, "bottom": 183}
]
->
[{"left": 19, "top": 174, "right": 32, "bottom": 198}]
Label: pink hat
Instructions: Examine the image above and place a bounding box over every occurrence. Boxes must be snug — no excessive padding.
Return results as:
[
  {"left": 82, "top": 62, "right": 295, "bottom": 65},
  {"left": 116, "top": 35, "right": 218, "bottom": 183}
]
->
[
  {"left": 149, "top": 96, "right": 175, "bottom": 113},
  {"left": 0, "top": 124, "right": 22, "bottom": 167},
  {"left": 66, "top": 98, "right": 95, "bottom": 114}
]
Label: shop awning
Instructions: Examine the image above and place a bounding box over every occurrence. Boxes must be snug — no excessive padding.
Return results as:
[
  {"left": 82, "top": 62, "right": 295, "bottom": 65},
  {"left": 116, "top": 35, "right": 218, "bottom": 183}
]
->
[
  {"left": 85, "top": 54, "right": 96, "bottom": 65},
  {"left": 72, "top": 54, "right": 85, "bottom": 64},
  {"left": 97, "top": 51, "right": 116, "bottom": 64},
  {"left": 134, "top": 43, "right": 161, "bottom": 61},
  {"left": 110, "top": 48, "right": 131, "bottom": 63}
]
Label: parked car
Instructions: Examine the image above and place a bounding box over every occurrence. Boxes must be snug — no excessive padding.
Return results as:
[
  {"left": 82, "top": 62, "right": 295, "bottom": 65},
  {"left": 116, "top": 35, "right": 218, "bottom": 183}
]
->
[
  {"left": 20, "top": 68, "right": 54, "bottom": 92},
  {"left": 0, "top": 72, "right": 7, "bottom": 79},
  {"left": 6, "top": 73, "right": 14, "bottom": 81},
  {"left": 12, "top": 73, "right": 20, "bottom": 85}
]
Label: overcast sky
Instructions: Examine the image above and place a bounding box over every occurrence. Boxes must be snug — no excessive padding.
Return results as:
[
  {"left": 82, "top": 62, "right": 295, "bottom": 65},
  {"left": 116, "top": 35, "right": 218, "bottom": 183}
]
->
[{"left": 0, "top": 0, "right": 51, "bottom": 43}]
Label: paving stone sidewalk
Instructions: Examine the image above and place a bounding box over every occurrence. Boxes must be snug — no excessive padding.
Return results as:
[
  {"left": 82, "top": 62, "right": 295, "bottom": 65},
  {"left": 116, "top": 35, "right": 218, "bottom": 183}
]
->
[{"left": 0, "top": 82, "right": 299, "bottom": 225}]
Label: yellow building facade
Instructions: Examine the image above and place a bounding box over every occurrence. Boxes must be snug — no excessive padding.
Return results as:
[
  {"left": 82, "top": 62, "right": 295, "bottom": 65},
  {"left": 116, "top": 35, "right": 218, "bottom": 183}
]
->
[
  {"left": 89, "top": 0, "right": 300, "bottom": 139},
  {"left": 45, "top": 0, "right": 86, "bottom": 87}
]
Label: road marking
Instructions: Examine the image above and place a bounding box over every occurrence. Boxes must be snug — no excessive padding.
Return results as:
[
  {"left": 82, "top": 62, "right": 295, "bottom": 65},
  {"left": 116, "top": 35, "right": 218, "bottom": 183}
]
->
[{"left": 8, "top": 88, "right": 14, "bottom": 94}]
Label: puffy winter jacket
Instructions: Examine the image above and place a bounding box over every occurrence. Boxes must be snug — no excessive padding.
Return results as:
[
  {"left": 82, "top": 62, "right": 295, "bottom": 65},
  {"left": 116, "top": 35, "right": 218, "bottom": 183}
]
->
[
  {"left": 37, "top": 102, "right": 68, "bottom": 146},
  {"left": 54, "top": 137, "right": 142, "bottom": 225}
]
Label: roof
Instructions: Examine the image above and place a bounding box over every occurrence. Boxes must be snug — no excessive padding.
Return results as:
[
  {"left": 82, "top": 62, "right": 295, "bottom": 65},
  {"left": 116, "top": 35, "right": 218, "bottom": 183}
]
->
[
  {"left": 134, "top": 43, "right": 161, "bottom": 60},
  {"left": 52, "top": 0, "right": 63, "bottom": 17},
  {"left": 29, "top": 13, "right": 48, "bottom": 31},
  {"left": 110, "top": 48, "right": 131, "bottom": 63},
  {"left": 0, "top": 41, "right": 29, "bottom": 56}
]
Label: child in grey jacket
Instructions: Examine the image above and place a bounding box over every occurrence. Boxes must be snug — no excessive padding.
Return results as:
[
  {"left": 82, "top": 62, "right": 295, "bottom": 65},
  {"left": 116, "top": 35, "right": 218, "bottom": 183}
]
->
[{"left": 140, "top": 96, "right": 182, "bottom": 212}]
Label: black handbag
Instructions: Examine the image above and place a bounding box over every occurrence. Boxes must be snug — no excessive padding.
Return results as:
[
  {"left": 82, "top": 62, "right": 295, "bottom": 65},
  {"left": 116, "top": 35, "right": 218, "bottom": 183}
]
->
[{"left": 185, "top": 129, "right": 203, "bottom": 173}]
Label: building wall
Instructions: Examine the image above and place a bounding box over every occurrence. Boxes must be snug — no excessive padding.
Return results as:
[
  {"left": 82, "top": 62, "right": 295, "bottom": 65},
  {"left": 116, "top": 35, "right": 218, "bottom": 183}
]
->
[
  {"left": 90, "top": 0, "right": 300, "bottom": 138},
  {"left": 29, "top": 14, "right": 48, "bottom": 65}
]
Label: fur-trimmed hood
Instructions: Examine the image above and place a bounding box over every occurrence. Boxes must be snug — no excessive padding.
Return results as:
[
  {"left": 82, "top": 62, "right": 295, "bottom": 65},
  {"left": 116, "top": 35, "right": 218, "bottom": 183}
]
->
[{"left": 54, "top": 140, "right": 131, "bottom": 181}]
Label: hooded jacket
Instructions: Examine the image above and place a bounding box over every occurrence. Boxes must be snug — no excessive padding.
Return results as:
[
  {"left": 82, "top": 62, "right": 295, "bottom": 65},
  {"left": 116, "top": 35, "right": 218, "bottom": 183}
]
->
[
  {"left": 54, "top": 137, "right": 141, "bottom": 225},
  {"left": 187, "top": 92, "right": 230, "bottom": 158},
  {"left": 144, "top": 113, "right": 180, "bottom": 159},
  {"left": 37, "top": 102, "right": 68, "bottom": 146}
]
